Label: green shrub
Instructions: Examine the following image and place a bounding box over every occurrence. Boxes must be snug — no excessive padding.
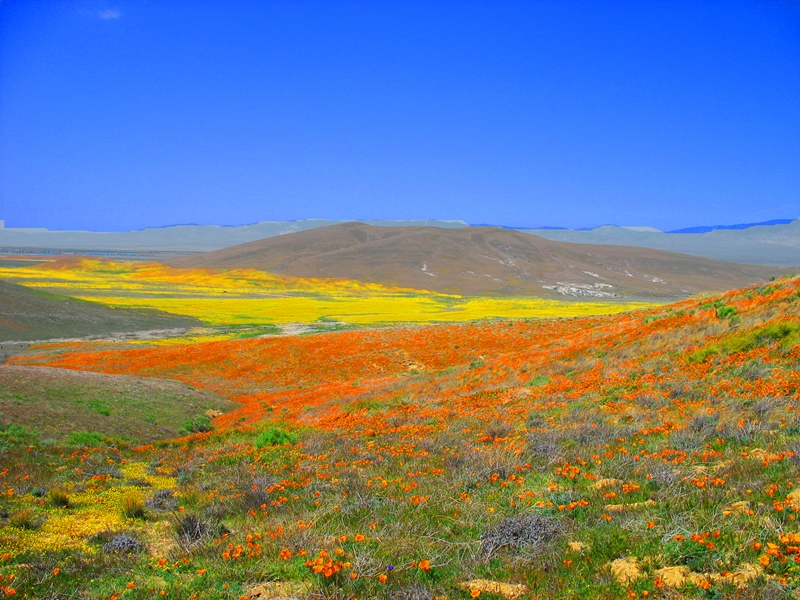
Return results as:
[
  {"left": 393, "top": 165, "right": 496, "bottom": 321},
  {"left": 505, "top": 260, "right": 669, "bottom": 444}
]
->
[
  {"left": 179, "top": 414, "right": 213, "bottom": 435},
  {"left": 715, "top": 303, "right": 736, "bottom": 319},
  {"left": 10, "top": 507, "right": 42, "bottom": 530},
  {"left": 50, "top": 488, "right": 71, "bottom": 508},
  {"left": 121, "top": 492, "right": 146, "bottom": 519},
  {"left": 755, "top": 285, "right": 777, "bottom": 296},
  {"left": 699, "top": 299, "right": 737, "bottom": 320},
  {"left": 254, "top": 426, "right": 298, "bottom": 448}
]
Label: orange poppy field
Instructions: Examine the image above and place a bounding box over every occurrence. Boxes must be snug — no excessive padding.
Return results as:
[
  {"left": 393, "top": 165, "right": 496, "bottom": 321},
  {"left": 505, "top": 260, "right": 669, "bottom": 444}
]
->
[{"left": 1, "top": 273, "right": 799, "bottom": 599}]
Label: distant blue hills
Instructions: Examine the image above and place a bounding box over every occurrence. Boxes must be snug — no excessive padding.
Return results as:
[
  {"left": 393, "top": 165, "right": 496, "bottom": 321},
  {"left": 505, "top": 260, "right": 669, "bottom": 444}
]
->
[
  {"left": 472, "top": 218, "right": 796, "bottom": 233},
  {"left": 666, "top": 219, "right": 795, "bottom": 234}
]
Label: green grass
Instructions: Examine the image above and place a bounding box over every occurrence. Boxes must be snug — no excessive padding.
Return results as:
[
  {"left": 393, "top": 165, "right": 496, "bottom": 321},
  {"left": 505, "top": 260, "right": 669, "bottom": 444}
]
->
[
  {"left": 0, "top": 367, "right": 236, "bottom": 445},
  {"left": 688, "top": 319, "right": 800, "bottom": 363}
]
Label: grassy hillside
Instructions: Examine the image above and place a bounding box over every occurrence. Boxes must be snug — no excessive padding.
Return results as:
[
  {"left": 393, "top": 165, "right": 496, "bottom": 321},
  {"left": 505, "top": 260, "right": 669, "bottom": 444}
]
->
[
  {"left": 0, "top": 279, "right": 201, "bottom": 342},
  {"left": 0, "top": 276, "right": 798, "bottom": 599},
  {"left": 0, "top": 366, "right": 236, "bottom": 445}
]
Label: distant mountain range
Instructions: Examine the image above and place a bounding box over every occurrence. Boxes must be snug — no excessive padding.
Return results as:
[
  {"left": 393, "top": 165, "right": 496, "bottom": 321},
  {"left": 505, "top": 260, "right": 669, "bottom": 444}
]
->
[
  {"left": 523, "top": 219, "right": 799, "bottom": 267},
  {"left": 666, "top": 218, "right": 796, "bottom": 234},
  {"left": 166, "top": 222, "right": 789, "bottom": 299},
  {"left": 0, "top": 218, "right": 797, "bottom": 267},
  {"left": 0, "top": 219, "right": 468, "bottom": 254}
]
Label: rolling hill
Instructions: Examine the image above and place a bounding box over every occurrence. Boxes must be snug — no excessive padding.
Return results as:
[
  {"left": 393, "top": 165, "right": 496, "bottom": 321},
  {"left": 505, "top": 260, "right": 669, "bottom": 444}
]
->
[
  {"left": 166, "top": 222, "right": 789, "bottom": 299},
  {"left": 0, "top": 279, "right": 201, "bottom": 342}
]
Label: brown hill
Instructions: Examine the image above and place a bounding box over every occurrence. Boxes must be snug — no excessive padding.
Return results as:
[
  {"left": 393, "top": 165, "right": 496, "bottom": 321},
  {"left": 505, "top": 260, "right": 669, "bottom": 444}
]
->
[{"left": 166, "top": 223, "right": 789, "bottom": 298}]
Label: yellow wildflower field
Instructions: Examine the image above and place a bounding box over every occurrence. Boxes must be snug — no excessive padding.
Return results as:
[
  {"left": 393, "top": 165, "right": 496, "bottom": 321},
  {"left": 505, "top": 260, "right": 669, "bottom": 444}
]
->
[
  {"left": 0, "top": 461, "right": 175, "bottom": 558},
  {"left": 0, "top": 258, "right": 654, "bottom": 325}
]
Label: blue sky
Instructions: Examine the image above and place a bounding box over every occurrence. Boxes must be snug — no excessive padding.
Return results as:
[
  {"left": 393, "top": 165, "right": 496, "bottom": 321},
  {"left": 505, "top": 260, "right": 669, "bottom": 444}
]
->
[{"left": 1, "top": 0, "right": 798, "bottom": 231}]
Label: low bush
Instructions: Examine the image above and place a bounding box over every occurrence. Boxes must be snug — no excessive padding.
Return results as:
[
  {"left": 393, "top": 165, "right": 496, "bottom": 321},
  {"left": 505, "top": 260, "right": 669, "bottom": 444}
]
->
[
  {"left": 179, "top": 414, "right": 214, "bottom": 435},
  {"left": 49, "top": 489, "right": 71, "bottom": 509},
  {"left": 9, "top": 507, "right": 42, "bottom": 530},
  {"left": 145, "top": 488, "right": 175, "bottom": 510},
  {"left": 480, "top": 513, "right": 560, "bottom": 558},
  {"left": 254, "top": 425, "right": 298, "bottom": 448},
  {"left": 121, "top": 492, "right": 146, "bottom": 519},
  {"left": 102, "top": 532, "right": 145, "bottom": 554}
]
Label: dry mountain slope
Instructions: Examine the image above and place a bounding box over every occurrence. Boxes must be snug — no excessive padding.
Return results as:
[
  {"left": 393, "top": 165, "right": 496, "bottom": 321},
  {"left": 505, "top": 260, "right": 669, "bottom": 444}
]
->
[{"left": 168, "top": 223, "right": 789, "bottom": 299}]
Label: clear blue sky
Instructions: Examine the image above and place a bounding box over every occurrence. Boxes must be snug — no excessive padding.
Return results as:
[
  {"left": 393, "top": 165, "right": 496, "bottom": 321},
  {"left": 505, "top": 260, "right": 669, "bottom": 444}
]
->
[{"left": 1, "top": 0, "right": 798, "bottom": 231}]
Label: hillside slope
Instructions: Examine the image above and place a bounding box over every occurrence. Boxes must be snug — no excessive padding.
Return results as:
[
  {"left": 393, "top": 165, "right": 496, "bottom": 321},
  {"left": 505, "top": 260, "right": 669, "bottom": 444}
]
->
[
  {"left": 0, "top": 365, "right": 235, "bottom": 444},
  {"left": 167, "top": 222, "right": 788, "bottom": 299},
  {"left": 0, "top": 279, "right": 200, "bottom": 342}
]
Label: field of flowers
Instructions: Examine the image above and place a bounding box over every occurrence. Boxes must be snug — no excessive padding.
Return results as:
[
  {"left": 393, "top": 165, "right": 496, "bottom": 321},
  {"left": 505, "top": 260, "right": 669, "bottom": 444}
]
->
[
  {"left": 0, "top": 271, "right": 798, "bottom": 599},
  {"left": 0, "top": 258, "right": 652, "bottom": 327}
]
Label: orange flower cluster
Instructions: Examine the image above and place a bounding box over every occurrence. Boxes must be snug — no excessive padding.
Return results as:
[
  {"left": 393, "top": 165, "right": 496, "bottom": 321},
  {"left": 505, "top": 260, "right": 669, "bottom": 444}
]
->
[{"left": 305, "top": 550, "right": 349, "bottom": 578}]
